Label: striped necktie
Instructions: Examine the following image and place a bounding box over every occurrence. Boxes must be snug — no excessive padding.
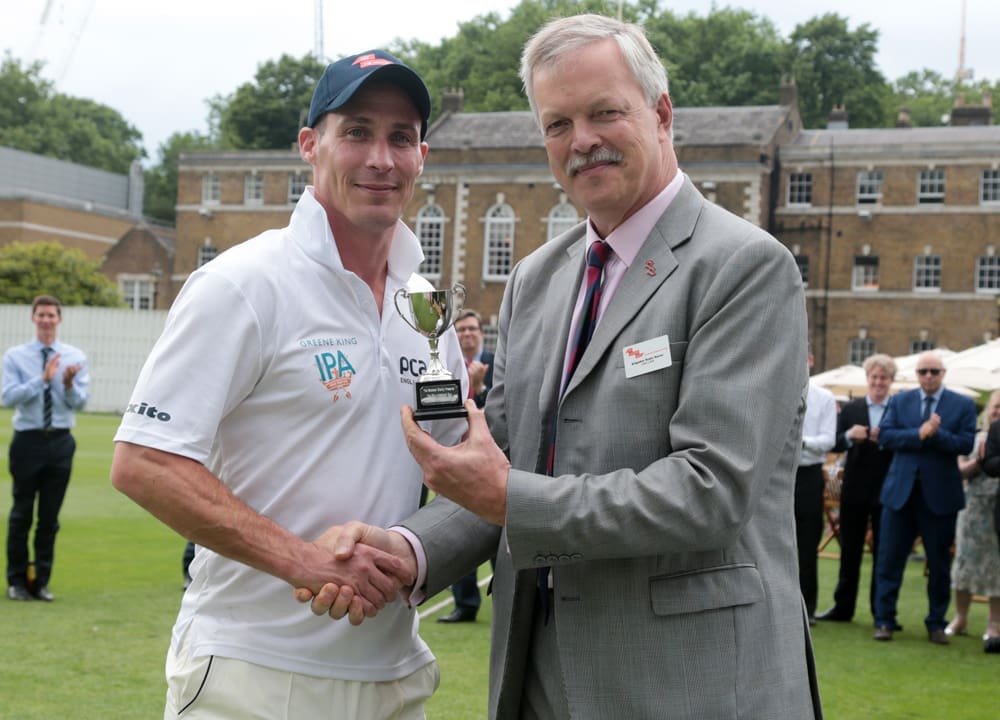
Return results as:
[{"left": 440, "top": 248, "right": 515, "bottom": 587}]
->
[{"left": 41, "top": 347, "right": 53, "bottom": 429}]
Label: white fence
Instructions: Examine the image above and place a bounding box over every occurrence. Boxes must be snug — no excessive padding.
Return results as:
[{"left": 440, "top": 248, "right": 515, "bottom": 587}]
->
[{"left": 0, "top": 304, "right": 168, "bottom": 413}]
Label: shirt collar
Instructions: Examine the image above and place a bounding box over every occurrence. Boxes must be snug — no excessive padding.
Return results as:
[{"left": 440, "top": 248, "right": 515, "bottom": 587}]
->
[
  {"left": 292, "top": 187, "right": 424, "bottom": 281},
  {"left": 584, "top": 171, "right": 685, "bottom": 267}
]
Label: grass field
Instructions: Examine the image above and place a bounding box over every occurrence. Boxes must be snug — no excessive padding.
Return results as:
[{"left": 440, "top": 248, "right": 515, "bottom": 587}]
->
[{"left": 0, "top": 410, "right": 996, "bottom": 719}]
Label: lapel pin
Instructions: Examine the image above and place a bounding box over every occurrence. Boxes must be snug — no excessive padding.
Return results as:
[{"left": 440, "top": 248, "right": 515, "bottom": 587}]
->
[{"left": 645, "top": 259, "right": 656, "bottom": 276}]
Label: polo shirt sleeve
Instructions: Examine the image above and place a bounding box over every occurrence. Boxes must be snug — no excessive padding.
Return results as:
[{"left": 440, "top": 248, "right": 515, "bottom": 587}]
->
[{"left": 114, "top": 271, "right": 265, "bottom": 464}]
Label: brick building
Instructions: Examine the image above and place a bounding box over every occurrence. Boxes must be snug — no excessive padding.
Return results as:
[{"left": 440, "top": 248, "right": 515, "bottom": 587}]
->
[
  {"left": 776, "top": 96, "right": 1000, "bottom": 369},
  {"left": 174, "top": 88, "right": 801, "bottom": 348},
  {"left": 172, "top": 90, "right": 1000, "bottom": 370}
]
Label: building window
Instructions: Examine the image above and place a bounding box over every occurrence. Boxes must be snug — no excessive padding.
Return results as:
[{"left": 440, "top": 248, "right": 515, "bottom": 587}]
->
[
  {"left": 848, "top": 337, "right": 876, "bottom": 366},
  {"left": 982, "top": 170, "right": 1000, "bottom": 204},
  {"left": 120, "top": 278, "right": 154, "bottom": 310},
  {"left": 788, "top": 172, "right": 813, "bottom": 206},
  {"left": 547, "top": 202, "right": 579, "bottom": 241},
  {"left": 909, "top": 338, "right": 935, "bottom": 354},
  {"left": 198, "top": 245, "right": 218, "bottom": 267},
  {"left": 917, "top": 169, "right": 945, "bottom": 204},
  {"left": 976, "top": 254, "right": 1000, "bottom": 292},
  {"left": 244, "top": 174, "right": 263, "bottom": 205},
  {"left": 482, "top": 322, "right": 498, "bottom": 354},
  {"left": 852, "top": 255, "right": 879, "bottom": 291},
  {"left": 201, "top": 173, "right": 220, "bottom": 205},
  {"left": 416, "top": 204, "right": 444, "bottom": 278},
  {"left": 484, "top": 203, "right": 515, "bottom": 280},
  {"left": 288, "top": 171, "right": 308, "bottom": 203},
  {"left": 913, "top": 254, "right": 941, "bottom": 291},
  {"left": 794, "top": 254, "right": 809, "bottom": 288},
  {"left": 856, "top": 170, "right": 883, "bottom": 204}
]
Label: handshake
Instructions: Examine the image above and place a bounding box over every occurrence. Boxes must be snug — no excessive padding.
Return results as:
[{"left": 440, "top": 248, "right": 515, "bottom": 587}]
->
[
  {"left": 293, "top": 521, "right": 416, "bottom": 626},
  {"left": 290, "top": 403, "right": 510, "bottom": 626}
]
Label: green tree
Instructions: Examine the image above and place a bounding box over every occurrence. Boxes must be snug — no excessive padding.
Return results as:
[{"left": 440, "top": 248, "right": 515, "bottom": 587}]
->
[
  {"left": 143, "top": 131, "right": 217, "bottom": 223},
  {"left": 215, "top": 54, "right": 327, "bottom": 149},
  {"left": 785, "top": 14, "right": 893, "bottom": 129},
  {"left": 0, "top": 242, "right": 124, "bottom": 307},
  {"left": 645, "top": 7, "right": 785, "bottom": 107},
  {"left": 397, "top": 0, "right": 642, "bottom": 116},
  {"left": 0, "top": 54, "right": 144, "bottom": 173}
]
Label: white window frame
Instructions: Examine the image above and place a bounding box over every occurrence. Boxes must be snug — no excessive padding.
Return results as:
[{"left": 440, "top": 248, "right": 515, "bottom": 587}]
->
[
  {"left": 917, "top": 169, "right": 945, "bottom": 204},
  {"left": 856, "top": 170, "right": 883, "bottom": 204},
  {"left": 244, "top": 173, "right": 264, "bottom": 206},
  {"left": 288, "top": 171, "right": 308, "bottom": 203},
  {"left": 119, "top": 276, "right": 155, "bottom": 311},
  {"left": 483, "top": 203, "right": 515, "bottom": 281},
  {"left": 788, "top": 172, "right": 813, "bottom": 206},
  {"left": 982, "top": 169, "right": 1000, "bottom": 205},
  {"left": 415, "top": 204, "right": 445, "bottom": 279},
  {"left": 546, "top": 202, "right": 579, "bottom": 241},
  {"left": 848, "top": 337, "right": 876, "bottom": 366},
  {"left": 913, "top": 254, "right": 941, "bottom": 292},
  {"left": 794, "top": 254, "right": 809, "bottom": 288},
  {"left": 198, "top": 245, "right": 218, "bottom": 267},
  {"left": 201, "top": 173, "right": 221, "bottom": 205},
  {"left": 976, "top": 255, "right": 1000, "bottom": 293},
  {"left": 852, "top": 255, "right": 879, "bottom": 291},
  {"left": 909, "top": 339, "right": 935, "bottom": 354}
]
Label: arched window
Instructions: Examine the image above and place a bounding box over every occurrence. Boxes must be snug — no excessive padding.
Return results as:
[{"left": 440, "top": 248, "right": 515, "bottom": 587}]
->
[
  {"left": 416, "top": 204, "right": 445, "bottom": 278},
  {"left": 547, "top": 202, "right": 579, "bottom": 241},
  {"left": 484, "top": 202, "right": 515, "bottom": 280}
]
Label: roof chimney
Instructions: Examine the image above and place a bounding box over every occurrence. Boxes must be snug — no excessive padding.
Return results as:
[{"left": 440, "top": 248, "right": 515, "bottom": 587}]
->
[
  {"left": 827, "top": 104, "right": 849, "bottom": 130},
  {"left": 441, "top": 87, "right": 465, "bottom": 114},
  {"left": 779, "top": 77, "right": 798, "bottom": 107},
  {"left": 895, "top": 106, "right": 912, "bottom": 128},
  {"left": 950, "top": 92, "right": 992, "bottom": 126}
]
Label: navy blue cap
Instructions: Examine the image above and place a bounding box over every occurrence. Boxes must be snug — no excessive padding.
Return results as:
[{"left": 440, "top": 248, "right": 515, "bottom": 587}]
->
[{"left": 307, "top": 50, "right": 431, "bottom": 139}]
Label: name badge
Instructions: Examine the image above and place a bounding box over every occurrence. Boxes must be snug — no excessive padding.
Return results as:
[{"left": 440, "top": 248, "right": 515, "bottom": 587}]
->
[{"left": 623, "top": 334, "right": 672, "bottom": 378}]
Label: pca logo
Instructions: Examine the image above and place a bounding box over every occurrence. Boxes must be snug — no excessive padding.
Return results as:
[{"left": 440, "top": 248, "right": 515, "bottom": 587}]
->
[{"left": 315, "top": 351, "right": 356, "bottom": 403}]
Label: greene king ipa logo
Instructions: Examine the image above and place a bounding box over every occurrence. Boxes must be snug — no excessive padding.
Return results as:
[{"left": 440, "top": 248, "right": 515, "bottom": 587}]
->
[{"left": 315, "top": 350, "right": 356, "bottom": 402}]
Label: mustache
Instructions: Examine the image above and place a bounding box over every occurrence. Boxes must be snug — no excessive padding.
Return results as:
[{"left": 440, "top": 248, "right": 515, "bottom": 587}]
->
[{"left": 566, "top": 148, "right": 624, "bottom": 176}]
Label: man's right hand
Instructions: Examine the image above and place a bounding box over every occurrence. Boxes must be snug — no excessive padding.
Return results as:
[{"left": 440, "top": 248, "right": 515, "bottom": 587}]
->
[{"left": 293, "top": 522, "right": 417, "bottom": 625}]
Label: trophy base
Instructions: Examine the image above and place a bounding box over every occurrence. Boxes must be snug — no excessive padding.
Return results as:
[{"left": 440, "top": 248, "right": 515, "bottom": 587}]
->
[{"left": 413, "top": 378, "right": 468, "bottom": 421}]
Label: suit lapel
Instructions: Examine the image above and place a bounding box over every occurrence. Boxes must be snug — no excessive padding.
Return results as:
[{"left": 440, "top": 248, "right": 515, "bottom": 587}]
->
[
  {"left": 538, "top": 231, "right": 588, "bottom": 419},
  {"left": 561, "top": 179, "right": 702, "bottom": 399}
]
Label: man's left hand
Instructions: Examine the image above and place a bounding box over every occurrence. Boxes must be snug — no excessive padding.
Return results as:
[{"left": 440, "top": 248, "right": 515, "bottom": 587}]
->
[{"left": 400, "top": 400, "right": 509, "bottom": 525}]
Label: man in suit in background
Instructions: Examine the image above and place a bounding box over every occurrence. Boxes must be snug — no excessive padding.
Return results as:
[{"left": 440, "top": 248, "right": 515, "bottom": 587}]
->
[
  {"left": 874, "top": 351, "right": 976, "bottom": 644},
  {"left": 438, "top": 309, "right": 495, "bottom": 624},
  {"left": 308, "top": 14, "right": 822, "bottom": 719},
  {"left": 818, "top": 353, "right": 896, "bottom": 623},
  {"left": 4, "top": 295, "right": 89, "bottom": 603}
]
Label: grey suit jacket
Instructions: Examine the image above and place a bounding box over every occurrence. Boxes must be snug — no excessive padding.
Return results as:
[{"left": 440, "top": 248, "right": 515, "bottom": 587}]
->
[{"left": 401, "top": 177, "right": 822, "bottom": 719}]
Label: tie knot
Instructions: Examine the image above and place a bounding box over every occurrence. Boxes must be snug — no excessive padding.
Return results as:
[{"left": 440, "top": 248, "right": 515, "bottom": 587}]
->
[
  {"left": 42, "top": 346, "right": 52, "bottom": 359},
  {"left": 587, "top": 241, "right": 611, "bottom": 270}
]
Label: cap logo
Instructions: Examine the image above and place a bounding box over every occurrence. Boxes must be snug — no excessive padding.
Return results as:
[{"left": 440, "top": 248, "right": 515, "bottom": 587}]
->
[{"left": 353, "top": 53, "right": 394, "bottom": 69}]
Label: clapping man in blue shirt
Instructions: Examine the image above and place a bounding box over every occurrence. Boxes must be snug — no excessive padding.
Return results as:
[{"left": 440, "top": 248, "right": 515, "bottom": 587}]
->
[{"left": 3, "top": 295, "right": 89, "bottom": 602}]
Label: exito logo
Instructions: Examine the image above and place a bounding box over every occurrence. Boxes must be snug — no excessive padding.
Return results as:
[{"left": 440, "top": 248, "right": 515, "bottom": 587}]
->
[
  {"left": 125, "top": 401, "right": 171, "bottom": 422},
  {"left": 315, "top": 351, "right": 356, "bottom": 402}
]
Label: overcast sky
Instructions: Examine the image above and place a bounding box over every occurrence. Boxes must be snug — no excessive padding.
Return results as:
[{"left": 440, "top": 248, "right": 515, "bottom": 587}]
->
[{"left": 3, "top": 0, "right": 998, "bottom": 163}]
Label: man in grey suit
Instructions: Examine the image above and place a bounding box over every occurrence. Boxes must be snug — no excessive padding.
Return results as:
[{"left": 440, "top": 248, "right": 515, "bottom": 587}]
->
[{"left": 305, "top": 14, "right": 821, "bottom": 719}]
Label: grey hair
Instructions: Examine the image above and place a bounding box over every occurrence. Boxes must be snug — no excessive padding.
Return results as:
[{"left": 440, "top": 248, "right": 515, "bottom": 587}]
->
[
  {"left": 862, "top": 353, "right": 897, "bottom": 379},
  {"left": 519, "top": 14, "right": 669, "bottom": 124}
]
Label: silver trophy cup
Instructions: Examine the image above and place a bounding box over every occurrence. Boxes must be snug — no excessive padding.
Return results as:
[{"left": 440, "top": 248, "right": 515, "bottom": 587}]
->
[{"left": 394, "top": 283, "right": 467, "bottom": 420}]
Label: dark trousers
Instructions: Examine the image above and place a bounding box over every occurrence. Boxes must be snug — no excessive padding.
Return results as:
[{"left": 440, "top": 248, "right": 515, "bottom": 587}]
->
[
  {"left": 794, "top": 463, "right": 825, "bottom": 617},
  {"left": 6, "top": 430, "right": 75, "bottom": 588},
  {"left": 874, "top": 479, "right": 956, "bottom": 632},
  {"left": 831, "top": 500, "right": 882, "bottom": 619},
  {"left": 450, "top": 570, "right": 482, "bottom": 615}
]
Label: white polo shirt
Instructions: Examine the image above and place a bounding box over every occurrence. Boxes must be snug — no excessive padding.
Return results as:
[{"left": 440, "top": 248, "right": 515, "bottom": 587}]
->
[{"left": 114, "top": 188, "right": 467, "bottom": 681}]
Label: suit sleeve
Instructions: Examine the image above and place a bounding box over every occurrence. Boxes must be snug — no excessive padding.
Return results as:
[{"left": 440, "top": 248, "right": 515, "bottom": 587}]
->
[
  {"left": 924, "top": 395, "right": 977, "bottom": 457},
  {"left": 877, "top": 396, "right": 923, "bottom": 450}
]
